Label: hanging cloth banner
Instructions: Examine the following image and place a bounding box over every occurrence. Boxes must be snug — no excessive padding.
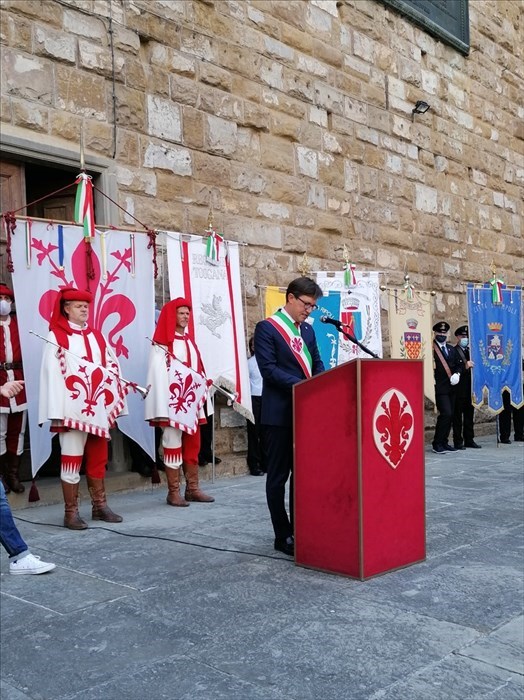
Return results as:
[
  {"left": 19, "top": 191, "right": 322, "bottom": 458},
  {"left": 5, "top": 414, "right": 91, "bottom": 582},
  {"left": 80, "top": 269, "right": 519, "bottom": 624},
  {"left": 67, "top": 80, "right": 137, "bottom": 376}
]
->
[
  {"left": 467, "top": 285, "right": 523, "bottom": 412},
  {"left": 386, "top": 289, "right": 435, "bottom": 404},
  {"left": 166, "top": 233, "right": 253, "bottom": 422},
  {"left": 11, "top": 220, "right": 156, "bottom": 476},
  {"left": 316, "top": 271, "right": 383, "bottom": 362},
  {"left": 265, "top": 286, "right": 286, "bottom": 317},
  {"left": 309, "top": 291, "right": 342, "bottom": 370}
]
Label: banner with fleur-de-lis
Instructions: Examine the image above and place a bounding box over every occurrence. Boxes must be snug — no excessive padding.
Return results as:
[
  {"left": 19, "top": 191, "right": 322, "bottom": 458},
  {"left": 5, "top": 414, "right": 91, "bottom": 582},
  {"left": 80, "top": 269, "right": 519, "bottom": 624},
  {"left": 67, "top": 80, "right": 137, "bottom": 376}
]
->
[
  {"left": 165, "top": 233, "right": 253, "bottom": 422},
  {"left": 11, "top": 220, "right": 156, "bottom": 476}
]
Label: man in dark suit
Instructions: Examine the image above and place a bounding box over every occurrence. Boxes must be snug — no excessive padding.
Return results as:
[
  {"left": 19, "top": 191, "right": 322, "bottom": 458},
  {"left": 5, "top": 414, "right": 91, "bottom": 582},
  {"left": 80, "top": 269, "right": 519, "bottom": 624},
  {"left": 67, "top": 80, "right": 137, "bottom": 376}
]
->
[
  {"left": 254, "top": 277, "right": 324, "bottom": 556},
  {"left": 452, "top": 325, "right": 482, "bottom": 449},
  {"left": 432, "top": 321, "right": 462, "bottom": 454}
]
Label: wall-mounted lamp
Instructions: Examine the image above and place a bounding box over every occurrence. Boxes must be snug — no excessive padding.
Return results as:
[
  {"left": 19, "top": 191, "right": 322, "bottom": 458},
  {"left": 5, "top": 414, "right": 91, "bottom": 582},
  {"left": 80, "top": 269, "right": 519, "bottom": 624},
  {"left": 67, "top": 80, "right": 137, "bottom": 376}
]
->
[{"left": 411, "top": 100, "right": 430, "bottom": 121}]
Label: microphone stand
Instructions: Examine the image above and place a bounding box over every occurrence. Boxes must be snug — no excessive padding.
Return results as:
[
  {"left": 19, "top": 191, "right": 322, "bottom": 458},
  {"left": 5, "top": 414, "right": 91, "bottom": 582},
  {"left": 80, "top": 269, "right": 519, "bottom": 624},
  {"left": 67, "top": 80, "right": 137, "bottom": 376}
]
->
[{"left": 338, "top": 326, "right": 379, "bottom": 359}]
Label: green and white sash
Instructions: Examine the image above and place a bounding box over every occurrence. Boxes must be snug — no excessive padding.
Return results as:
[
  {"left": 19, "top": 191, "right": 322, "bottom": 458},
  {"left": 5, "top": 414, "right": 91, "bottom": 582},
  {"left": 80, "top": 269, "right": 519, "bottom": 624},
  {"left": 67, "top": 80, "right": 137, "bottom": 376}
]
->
[{"left": 267, "top": 310, "right": 313, "bottom": 378}]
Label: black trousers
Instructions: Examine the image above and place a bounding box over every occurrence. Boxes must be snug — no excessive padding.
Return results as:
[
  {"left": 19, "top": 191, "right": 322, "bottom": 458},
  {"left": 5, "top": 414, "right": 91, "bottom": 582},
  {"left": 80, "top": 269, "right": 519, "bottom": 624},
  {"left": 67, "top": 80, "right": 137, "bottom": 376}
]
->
[
  {"left": 264, "top": 425, "right": 293, "bottom": 541},
  {"left": 433, "top": 391, "right": 456, "bottom": 448},
  {"left": 499, "top": 390, "right": 524, "bottom": 441},
  {"left": 198, "top": 419, "right": 213, "bottom": 463},
  {"left": 246, "top": 396, "right": 266, "bottom": 473},
  {"left": 452, "top": 395, "right": 475, "bottom": 446}
]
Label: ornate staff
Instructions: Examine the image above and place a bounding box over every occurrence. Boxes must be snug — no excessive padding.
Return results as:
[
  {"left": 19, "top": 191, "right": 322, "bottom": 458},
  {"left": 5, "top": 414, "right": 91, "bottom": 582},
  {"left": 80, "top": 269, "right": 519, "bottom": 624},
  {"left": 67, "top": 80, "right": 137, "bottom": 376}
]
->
[{"left": 30, "top": 331, "right": 150, "bottom": 399}]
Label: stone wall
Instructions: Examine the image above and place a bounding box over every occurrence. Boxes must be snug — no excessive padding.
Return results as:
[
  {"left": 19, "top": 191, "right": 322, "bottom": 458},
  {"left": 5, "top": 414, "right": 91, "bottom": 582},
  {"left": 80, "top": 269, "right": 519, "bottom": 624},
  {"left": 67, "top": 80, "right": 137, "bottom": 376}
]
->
[{"left": 1, "top": 0, "right": 523, "bottom": 450}]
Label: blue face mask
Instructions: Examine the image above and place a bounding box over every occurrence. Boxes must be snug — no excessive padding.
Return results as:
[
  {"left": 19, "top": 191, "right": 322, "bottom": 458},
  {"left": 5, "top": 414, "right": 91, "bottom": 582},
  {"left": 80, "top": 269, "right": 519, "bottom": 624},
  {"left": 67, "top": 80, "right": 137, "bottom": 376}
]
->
[
  {"left": 459, "top": 338, "right": 469, "bottom": 348},
  {"left": 435, "top": 334, "right": 447, "bottom": 344}
]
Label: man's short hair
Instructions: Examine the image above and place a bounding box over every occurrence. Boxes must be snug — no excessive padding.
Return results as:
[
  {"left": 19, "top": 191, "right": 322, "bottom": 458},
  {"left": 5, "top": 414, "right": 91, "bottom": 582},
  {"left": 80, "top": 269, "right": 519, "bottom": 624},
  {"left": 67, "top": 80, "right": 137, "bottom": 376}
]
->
[{"left": 286, "top": 277, "right": 323, "bottom": 302}]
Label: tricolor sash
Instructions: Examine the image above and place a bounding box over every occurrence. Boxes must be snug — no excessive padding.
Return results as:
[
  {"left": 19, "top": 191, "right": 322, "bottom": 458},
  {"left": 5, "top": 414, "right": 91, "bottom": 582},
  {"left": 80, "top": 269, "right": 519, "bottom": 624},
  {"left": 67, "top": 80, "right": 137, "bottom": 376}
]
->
[{"left": 267, "top": 310, "right": 313, "bottom": 378}]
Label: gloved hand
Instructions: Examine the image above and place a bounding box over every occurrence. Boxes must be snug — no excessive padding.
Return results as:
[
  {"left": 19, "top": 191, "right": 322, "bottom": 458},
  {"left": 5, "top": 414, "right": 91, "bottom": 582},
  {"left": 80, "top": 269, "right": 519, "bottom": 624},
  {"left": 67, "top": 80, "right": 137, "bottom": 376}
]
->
[{"left": 450, "top": 373, "right": 460, "bottom": 386}]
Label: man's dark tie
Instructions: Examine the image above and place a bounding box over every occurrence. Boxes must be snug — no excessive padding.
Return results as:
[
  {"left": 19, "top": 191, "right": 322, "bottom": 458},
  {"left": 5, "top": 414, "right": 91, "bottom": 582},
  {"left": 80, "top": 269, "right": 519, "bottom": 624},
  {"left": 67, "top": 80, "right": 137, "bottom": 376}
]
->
[{"left": 442, "top": 345, "right": 448, "bottom": 358}]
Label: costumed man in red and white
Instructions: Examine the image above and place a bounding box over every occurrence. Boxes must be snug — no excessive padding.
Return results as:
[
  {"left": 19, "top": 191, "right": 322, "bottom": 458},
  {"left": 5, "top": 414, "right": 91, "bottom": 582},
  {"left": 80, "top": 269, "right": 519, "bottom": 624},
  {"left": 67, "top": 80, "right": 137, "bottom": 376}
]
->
[
  {"left": 145, "top": 298, "right": 215, "bottom": 506},
  {"left": 0, "top": 283, "right": 27, "bottom": 494},
  {"left": 38, "top": 287, "right": 128, "bottom": 529}
]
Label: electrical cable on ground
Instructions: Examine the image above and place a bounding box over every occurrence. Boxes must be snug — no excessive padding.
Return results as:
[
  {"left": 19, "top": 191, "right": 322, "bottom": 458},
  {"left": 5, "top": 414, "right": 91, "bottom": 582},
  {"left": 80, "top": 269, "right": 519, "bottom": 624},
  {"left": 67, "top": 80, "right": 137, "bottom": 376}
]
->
[{"left": 12, "top": 515, "right": 291, "bottom": 562}]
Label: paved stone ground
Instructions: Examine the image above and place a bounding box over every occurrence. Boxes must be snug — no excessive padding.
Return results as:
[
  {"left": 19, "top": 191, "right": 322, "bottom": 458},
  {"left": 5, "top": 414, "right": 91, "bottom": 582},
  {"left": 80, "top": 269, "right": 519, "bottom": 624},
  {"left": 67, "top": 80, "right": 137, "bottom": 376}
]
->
[{"left": 1, "top": 438, "right": 523, "bottom": 700}]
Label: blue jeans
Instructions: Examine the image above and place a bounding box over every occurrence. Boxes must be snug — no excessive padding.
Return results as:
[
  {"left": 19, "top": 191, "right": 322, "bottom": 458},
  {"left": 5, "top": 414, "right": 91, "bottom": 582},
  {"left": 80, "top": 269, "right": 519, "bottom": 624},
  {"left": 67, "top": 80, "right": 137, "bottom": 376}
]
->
[{"left": 0, "top": 480, "right": 28, "bottom": 560}]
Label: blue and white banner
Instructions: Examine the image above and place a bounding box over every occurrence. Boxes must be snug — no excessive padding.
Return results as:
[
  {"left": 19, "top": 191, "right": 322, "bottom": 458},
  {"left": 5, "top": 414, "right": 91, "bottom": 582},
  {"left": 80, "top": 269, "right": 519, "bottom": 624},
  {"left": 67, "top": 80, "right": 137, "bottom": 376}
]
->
[
  {"left": 467, "top": 285, "right": 523, "bottom": 412},
  {"left": 309, "top": 292, "right": 342, "bottom": 370},
  {"left": 316, "top": 271, "right": 383, "bottom": 361}
]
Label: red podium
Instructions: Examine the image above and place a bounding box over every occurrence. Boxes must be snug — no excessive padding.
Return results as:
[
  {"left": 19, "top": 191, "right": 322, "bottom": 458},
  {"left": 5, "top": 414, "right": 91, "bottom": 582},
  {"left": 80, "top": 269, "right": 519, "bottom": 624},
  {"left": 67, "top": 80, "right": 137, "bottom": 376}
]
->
[{"left": 294, "top": 359, "right": 425, "bottom": 580}]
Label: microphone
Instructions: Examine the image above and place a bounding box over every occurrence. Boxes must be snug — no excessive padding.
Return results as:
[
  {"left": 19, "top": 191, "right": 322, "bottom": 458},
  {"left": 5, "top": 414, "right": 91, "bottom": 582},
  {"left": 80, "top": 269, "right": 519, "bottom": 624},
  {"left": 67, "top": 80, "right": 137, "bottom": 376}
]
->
[{"left": 320, "top": 316, "right": 343, "bottom": 329}]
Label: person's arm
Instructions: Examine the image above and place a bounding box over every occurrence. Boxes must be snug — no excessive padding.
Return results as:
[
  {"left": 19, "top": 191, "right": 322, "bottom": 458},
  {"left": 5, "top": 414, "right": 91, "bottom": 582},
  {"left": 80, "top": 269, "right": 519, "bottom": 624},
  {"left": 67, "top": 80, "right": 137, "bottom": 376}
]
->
[
  {"left": 254, "top": 321, "right": 303, "bottom": 389},
  {"left": 1, "top": 380, "right": 24, "bottom": 398}
]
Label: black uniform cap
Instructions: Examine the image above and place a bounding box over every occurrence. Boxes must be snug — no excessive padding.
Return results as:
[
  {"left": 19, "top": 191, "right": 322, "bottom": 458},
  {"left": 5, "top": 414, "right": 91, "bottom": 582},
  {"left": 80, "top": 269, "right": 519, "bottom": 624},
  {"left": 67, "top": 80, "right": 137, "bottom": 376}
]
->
[{"left": 432, "top": 321, "right": 450, "bottom": 333}]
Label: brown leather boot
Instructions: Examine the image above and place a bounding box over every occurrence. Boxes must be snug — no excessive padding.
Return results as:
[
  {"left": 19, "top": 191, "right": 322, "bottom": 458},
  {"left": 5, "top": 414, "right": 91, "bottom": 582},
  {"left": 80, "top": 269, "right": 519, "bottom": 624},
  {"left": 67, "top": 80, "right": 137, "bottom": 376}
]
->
[
  {"left": 0, "top": 453, "right": 11, "bottom": 494},
  {"left": 183, "top": 463, "right": 215, "bottom": 503},
  {"left": 87, "top": 477, "right": 123, "bottom": 522},
  {"left": 6, "top": 452, "right": 25, "bottom": 493},
  {"left": 61, "top": 481, "right": 88, "bottom": 530},
  {"left": 165, "top": 466, "right": 189, "bottom": 507}
]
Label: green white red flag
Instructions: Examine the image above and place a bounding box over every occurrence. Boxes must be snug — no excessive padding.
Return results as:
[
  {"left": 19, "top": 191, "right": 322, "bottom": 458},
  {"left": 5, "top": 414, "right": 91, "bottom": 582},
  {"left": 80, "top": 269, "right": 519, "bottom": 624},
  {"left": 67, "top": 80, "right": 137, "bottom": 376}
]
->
[{"left": 74, "top": 172, "right": 95, "bottom": 240}]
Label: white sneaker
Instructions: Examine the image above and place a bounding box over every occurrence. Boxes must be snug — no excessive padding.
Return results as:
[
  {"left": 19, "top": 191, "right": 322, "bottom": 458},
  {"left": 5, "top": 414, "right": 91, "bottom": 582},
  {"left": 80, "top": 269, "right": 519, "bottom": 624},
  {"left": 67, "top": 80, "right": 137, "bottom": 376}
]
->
[{"left": 9, "top": 553, "right": 56, "bottom": 575}]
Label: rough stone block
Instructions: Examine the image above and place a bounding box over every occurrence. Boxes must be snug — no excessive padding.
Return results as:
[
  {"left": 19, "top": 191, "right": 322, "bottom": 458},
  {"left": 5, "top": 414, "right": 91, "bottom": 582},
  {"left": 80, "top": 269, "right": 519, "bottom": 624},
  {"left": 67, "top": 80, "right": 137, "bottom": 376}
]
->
[
  {"left": 3, "top": 49, "right": 54, "bottom": 105},
  {"left": 34, "top": 25, "right": 76, "bottom": 64},
  {"left": 296, "top": 146, "right": 318, "bottom": 179},
  {"left": 63, "top": 8, "right": 106, "bottom": 39},
  {"left": 260, "top": 135, "right": 295, "bottom": 174},
  {"left": 143, "top": 141, "right": 192, "bottom": 176},
  {"left": 113, "top": 84, "right": 144, "bottom": 129},
  {"left": 200, "top": 62, "right": 232, "bottom": 92},
  {"left": 231, "top": 164, "right": 267, "bottom": 195},
  {"left": 242, "top": 102, "right": 270, "bottom": 132},
  {"left": 78, "top": 39, "right": 125, "bottom": 77},
  {"left": 205, "top": 114, "right": 237, "bottom": 156},
  {"left": 11, "top": 98, "right": 48, "bottom": 132},
  {"left": 193, "top": 151, "right": 231, "bottom": 186},
  {"left": 415, "top": 184, "right": 438, "bottom": 213},
  {"left": 147, "top": 95, "right": 182, "bottom": 143}
]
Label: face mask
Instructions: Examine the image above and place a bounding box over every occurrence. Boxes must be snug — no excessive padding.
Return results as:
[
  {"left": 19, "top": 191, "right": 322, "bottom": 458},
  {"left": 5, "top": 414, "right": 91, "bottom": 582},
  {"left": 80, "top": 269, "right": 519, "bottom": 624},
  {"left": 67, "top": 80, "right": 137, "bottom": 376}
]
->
[
  {"left": 0, "top": 300, "right": 12, "bottom": 316},
  {"left": 459, "top": 338, "right": 469, "bottom": 348},
  {"left": 435, "top": 334, "right": 447, "bottom": 343}
]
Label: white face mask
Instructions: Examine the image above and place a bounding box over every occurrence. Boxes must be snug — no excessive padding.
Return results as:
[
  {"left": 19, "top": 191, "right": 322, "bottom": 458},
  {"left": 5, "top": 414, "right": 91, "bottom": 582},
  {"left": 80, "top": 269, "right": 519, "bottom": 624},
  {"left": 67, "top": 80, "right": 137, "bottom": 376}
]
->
[{"left": 0, "top": 300, "right": 12, "bottom": 316}]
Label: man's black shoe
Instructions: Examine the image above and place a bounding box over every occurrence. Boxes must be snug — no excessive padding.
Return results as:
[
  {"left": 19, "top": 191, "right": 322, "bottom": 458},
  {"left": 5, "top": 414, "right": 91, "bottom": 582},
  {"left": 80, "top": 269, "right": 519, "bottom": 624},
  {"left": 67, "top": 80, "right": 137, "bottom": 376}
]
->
[
  {"left": 500, "top": 438, "right": 511, "bottom": 444},
  {"left": 249, "top": 469, "right": 265, "bottom": 476},
  {"left": 454, "top": 443, "right": 466, "bottom": 450},
  {"left": 443, "top": 444, "right": 458, "bottom": 452},
  {"left": 432, "top": 445, "right": 448, "bottom": 454},
  {"left": 465, "top": 441, "right": 482, "bottom": 449},
  {"left": 274, "top": 536, "right": 294, "bottom": 556}
]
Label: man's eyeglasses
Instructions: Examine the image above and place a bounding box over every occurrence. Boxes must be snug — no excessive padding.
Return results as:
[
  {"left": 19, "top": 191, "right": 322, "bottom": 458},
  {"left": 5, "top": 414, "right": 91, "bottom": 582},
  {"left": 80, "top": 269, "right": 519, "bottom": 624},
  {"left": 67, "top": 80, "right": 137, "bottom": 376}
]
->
[{"left": 296, "top": 296, "right": 318, "bottom": 311}]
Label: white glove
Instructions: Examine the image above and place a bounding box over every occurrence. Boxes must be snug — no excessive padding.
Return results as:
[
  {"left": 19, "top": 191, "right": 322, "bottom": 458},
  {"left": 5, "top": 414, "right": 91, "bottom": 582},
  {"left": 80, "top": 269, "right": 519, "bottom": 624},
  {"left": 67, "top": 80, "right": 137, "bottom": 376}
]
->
[{"left": 450, "top": 373, "right": 460, "bottom": 386}]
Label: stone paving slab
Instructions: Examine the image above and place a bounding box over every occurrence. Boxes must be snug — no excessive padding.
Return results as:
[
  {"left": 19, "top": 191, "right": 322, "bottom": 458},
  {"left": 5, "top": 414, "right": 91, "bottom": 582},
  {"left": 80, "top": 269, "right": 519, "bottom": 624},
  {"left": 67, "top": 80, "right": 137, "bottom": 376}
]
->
[{"left": 0, "top": 438, "right": 523, "bottom": 700}]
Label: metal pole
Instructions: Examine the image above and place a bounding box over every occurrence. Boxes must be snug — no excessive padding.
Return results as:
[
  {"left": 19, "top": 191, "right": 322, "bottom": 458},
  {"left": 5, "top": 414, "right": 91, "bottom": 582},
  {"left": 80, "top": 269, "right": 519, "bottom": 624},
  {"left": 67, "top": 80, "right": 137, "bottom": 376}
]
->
[{"left": 210, "top": 394, "right": 216, "bottom": 484}]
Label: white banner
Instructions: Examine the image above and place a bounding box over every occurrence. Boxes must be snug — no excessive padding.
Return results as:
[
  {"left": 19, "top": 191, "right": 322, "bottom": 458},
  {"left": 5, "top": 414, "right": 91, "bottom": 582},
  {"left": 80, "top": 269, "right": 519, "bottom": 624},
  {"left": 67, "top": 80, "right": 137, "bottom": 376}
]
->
[
  {"left": 316, "top": 271, "right": 383, "bottom": 361},
  {"left": 11, "top": 220, "right": 155, "bottom": 475},
  {"left": 166, "top": 233, "right": 253, "bottom": 421}
]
